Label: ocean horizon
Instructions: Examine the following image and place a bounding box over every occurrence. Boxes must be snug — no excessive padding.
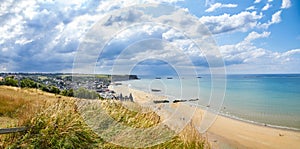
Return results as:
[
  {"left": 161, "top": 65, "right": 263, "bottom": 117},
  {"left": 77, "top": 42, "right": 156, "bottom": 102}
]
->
[{"left": 122, "top": 74, "right": 300, "bottom": 131}]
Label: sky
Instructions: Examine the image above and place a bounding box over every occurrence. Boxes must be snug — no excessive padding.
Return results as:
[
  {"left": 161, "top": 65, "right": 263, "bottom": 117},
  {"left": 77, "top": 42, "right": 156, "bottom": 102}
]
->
[{"left": 0, "top": 0, "right": 299, "bottom": 74}]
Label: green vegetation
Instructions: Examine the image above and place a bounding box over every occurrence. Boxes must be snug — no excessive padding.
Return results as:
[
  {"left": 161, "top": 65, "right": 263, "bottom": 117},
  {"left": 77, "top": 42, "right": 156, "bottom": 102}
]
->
[
  {"left": 0, "top": 76, "right": 101, "bottom": 99},
  {"left": 1, "top": 76, "right": 19, "bottom": 87},
  {"left": 95, "top": 74, "right": 110, "bottom": 79},
  {"left": 39, "top": 85, "right": 60, "bottom": 95},
  {"left": 0, "top": 86, "right": 209, "bottom": 148},
  {"left": 61, "top": 89, "right": 74, "bottom": 97},
  {"left": 20, "top": 78, "right": 37, "bottom": 88},
  {"left": 74, "top": 87, "right": 99, "bottom": 99}
]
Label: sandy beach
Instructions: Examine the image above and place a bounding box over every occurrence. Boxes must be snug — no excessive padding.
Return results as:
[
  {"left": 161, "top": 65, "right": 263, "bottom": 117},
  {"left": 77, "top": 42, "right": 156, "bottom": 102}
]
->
[{"left": 110, "top": 84, "right": 300, "bottom": 149}]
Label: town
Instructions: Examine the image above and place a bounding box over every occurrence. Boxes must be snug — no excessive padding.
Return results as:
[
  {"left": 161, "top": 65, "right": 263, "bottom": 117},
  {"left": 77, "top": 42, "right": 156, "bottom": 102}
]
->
[{"left": 0, "top": 73, "right": 137, "bottom": 101}]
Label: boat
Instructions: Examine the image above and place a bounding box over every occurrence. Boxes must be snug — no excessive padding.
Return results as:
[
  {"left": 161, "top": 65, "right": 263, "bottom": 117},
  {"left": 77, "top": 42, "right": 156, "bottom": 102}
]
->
[{"left": 167, "top": 77, "right": 173, "bottom": 79}]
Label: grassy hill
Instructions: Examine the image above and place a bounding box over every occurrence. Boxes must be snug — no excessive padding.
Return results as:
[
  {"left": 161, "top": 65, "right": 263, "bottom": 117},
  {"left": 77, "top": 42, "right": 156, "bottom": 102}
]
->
[{"left": 0, "top": 86, "right": 209, "bottom": 149}]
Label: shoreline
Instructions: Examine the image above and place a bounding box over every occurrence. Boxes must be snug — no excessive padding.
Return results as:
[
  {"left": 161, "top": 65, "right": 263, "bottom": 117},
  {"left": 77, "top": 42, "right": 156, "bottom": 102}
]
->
[
  {"left": 110, "top": 84, "right": 300, "bottom": 148},
  {"left": 119, "top": 82, "right": 300, "bottom": 132},
  {"left": 218, "top": 110, "right": 300, "bottom": 132},
  {"left": 191, "top": 102, "right": 300, "bottom": 132}
]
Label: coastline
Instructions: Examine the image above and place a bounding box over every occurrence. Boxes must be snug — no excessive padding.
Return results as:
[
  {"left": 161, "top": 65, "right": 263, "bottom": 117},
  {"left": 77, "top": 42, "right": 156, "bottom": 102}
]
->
[{"left": 110, "top": 84, "right": 300, "bottom": 149}]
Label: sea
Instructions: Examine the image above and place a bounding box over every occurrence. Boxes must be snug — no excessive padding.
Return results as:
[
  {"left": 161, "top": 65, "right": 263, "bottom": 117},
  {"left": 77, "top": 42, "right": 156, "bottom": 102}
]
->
[{"left": 121, "top": 74, "right": 300, "bottom": 131}]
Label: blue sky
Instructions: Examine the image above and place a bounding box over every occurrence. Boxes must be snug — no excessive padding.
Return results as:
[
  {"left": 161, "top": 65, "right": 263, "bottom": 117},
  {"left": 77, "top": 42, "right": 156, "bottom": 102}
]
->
[{"left": 0, "top": 0, "right": 299, "bottom": 74}]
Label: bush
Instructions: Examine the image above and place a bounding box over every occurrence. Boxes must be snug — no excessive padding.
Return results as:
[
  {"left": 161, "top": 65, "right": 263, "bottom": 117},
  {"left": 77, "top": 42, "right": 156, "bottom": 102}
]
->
[
  {"left": 61, "top": 89, "right": 74, "bottom": 97},
  {"left": 20, "top": 78, "right": 37, "bottom": 88},
  {"left": 49, "top": 86, "right": 60, "bottom": 94},
  {"left": 3, "top": 76, "right": 19, "bottom": 87},
  {"left": 39, "top": 84, "right": 50, "bottom": 92}
]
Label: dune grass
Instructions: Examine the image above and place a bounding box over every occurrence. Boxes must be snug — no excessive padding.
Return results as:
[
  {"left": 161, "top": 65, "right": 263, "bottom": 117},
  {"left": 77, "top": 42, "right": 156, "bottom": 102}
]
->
[
  {"left": 0, "top": 86, "right": 210, "bottom": 149},
  {"left": 0, "top": 94, "right": 28, "bottom": 118},
  {"left": 100, "top": 101, "right": 160, "bottom": 128}
]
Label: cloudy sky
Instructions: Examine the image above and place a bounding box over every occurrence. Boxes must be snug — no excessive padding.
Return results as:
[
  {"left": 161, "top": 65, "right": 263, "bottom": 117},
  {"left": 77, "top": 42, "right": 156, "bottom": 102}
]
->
[{"left": 0, "top": 0, "right": 299, "bottom": 74}]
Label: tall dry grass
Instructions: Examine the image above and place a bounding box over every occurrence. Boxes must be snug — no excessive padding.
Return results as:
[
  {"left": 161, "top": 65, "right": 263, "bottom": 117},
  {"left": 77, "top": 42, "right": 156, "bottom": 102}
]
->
[
  {"left": 99, "top": 101, "right": 210, "bottom": 148},
  {"left": 100, "top": 101, "right": 160, "bottom": 128},
  {"left": 0, "top": 86, "right": 210, "bottom": 149},
  {"left": 0, "top": 86, "right": 97, "bottom": 148}
]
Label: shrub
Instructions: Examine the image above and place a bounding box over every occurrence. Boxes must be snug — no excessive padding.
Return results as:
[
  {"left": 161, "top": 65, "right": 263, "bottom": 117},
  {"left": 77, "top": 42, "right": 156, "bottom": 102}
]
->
[
  {"left": 20, "top": 78, "right": 37, "bottom": 88},
  {"left": 61, "top": 89, "right": 74, "bottom": 97},
  {"left": 3, "top": 76, "right": 19, "bottom": 87}
]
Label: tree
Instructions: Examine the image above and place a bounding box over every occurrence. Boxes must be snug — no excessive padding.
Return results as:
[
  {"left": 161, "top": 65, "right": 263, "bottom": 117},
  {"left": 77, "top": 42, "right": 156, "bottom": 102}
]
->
[
  {"left": 20, "top": 78, "right": 37, "bottom": 88},
  {"left": 49, "top": 86, "right": 60, "bottom": 95},
  {"left": 61, "top": 89, "right": 74, "bottom": 97},
  {"left": 39, "top": 84, "right": 49, "bottom": 92},
  {"left": 3, "top": 76, "right": 19, "bottom": 87}
]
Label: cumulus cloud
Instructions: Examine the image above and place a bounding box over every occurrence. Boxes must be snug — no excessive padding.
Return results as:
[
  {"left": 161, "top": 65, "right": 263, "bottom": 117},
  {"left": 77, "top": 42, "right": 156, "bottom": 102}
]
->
[
  {"left": 220, "top": 31, "right": 270, "bottom": 64},
  {"left": 260, "top": 10, "right": 282, "bottom": 29},
  {"left": 262, "top": 3, "right": 272, "bottom": 11},
  {"left": 205, "top": 3, "right": 238, "bottom": 12},
  {"left": 199, "top": 11, "right": 262, "bottom": 34},
  {"left": 244, "top": 31, "right": 270, "bottom": 42},
  {"left": 254, "top": 0, "right": 261, "bottom": 4},
  {"left": 0, "top": 0, "right": 184, "bottom": 72},
  {"left": 0, "top": 0, "right": 103, "bottom": 72},
  {"left": 90, "top": 6, "right": 222, "bottom": 74},
  {"left": 246, "top": 6, "right": 256, "bottom": 11},
  {"left": 220, "top": 31, "right": 300, "bottom": 73},
  {"left": 0, "top": 0, "right": 296, "bottom": 74},
  {"left": 281, "top": 0, "right": 291, "bottom": 9}
]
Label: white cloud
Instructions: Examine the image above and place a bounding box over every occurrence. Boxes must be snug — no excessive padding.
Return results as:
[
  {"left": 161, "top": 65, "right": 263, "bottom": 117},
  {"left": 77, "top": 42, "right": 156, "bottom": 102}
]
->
[
  {"left": 220, "top": 31, "right": 300, "bottom": 73},
  {"left": 220, "top": 31, "right": 270, "bottom": 64},
  {"left": 260, "top": 10, "right": 282, "bottom": 29},
  {"left": 0, "top": 0, "right": 296, "bottom": 73},
  {"left": 254, "top": 0, "right": 261, "bottom": 4},
  {"left": 268, "top": 0, "right": 273, "bottom": 2},
  {"left": 281, "top": 49, "right": 300, "bottom": 57},
  {"left": 200, "top": 11, "right": 262, "bottom": 34},
  {"left": 205, "top": 3, "right": 238, "bottom": 12},
  {"left": 246, "top": 6, "right": 256, "bottom": 11},
  {"left": 0, "top": 0, "right": 186, "bottom": 72},
  {"left": 262, "top": 3, "right": 272, "bottom": 11},
  {"left": 281, "top": 0, "right": 291, "bottom": 9},
  {"left": 205, "top": 0, "right": 213, "bottom": 7},
  {"left": 271, "top": 11, "right": 282, "bottom": 23},
  {"left": 244, "top": 31, "right": 271, "bottom": 42},
  {"left": 15, "top": 38, "right": 33, "bottom": 45}
]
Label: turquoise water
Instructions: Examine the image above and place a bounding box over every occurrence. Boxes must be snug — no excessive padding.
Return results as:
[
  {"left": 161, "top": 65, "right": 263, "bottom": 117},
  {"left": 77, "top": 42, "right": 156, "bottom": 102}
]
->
[{"left": 124, "top": 74, "right": 300, "bottom": 130}]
